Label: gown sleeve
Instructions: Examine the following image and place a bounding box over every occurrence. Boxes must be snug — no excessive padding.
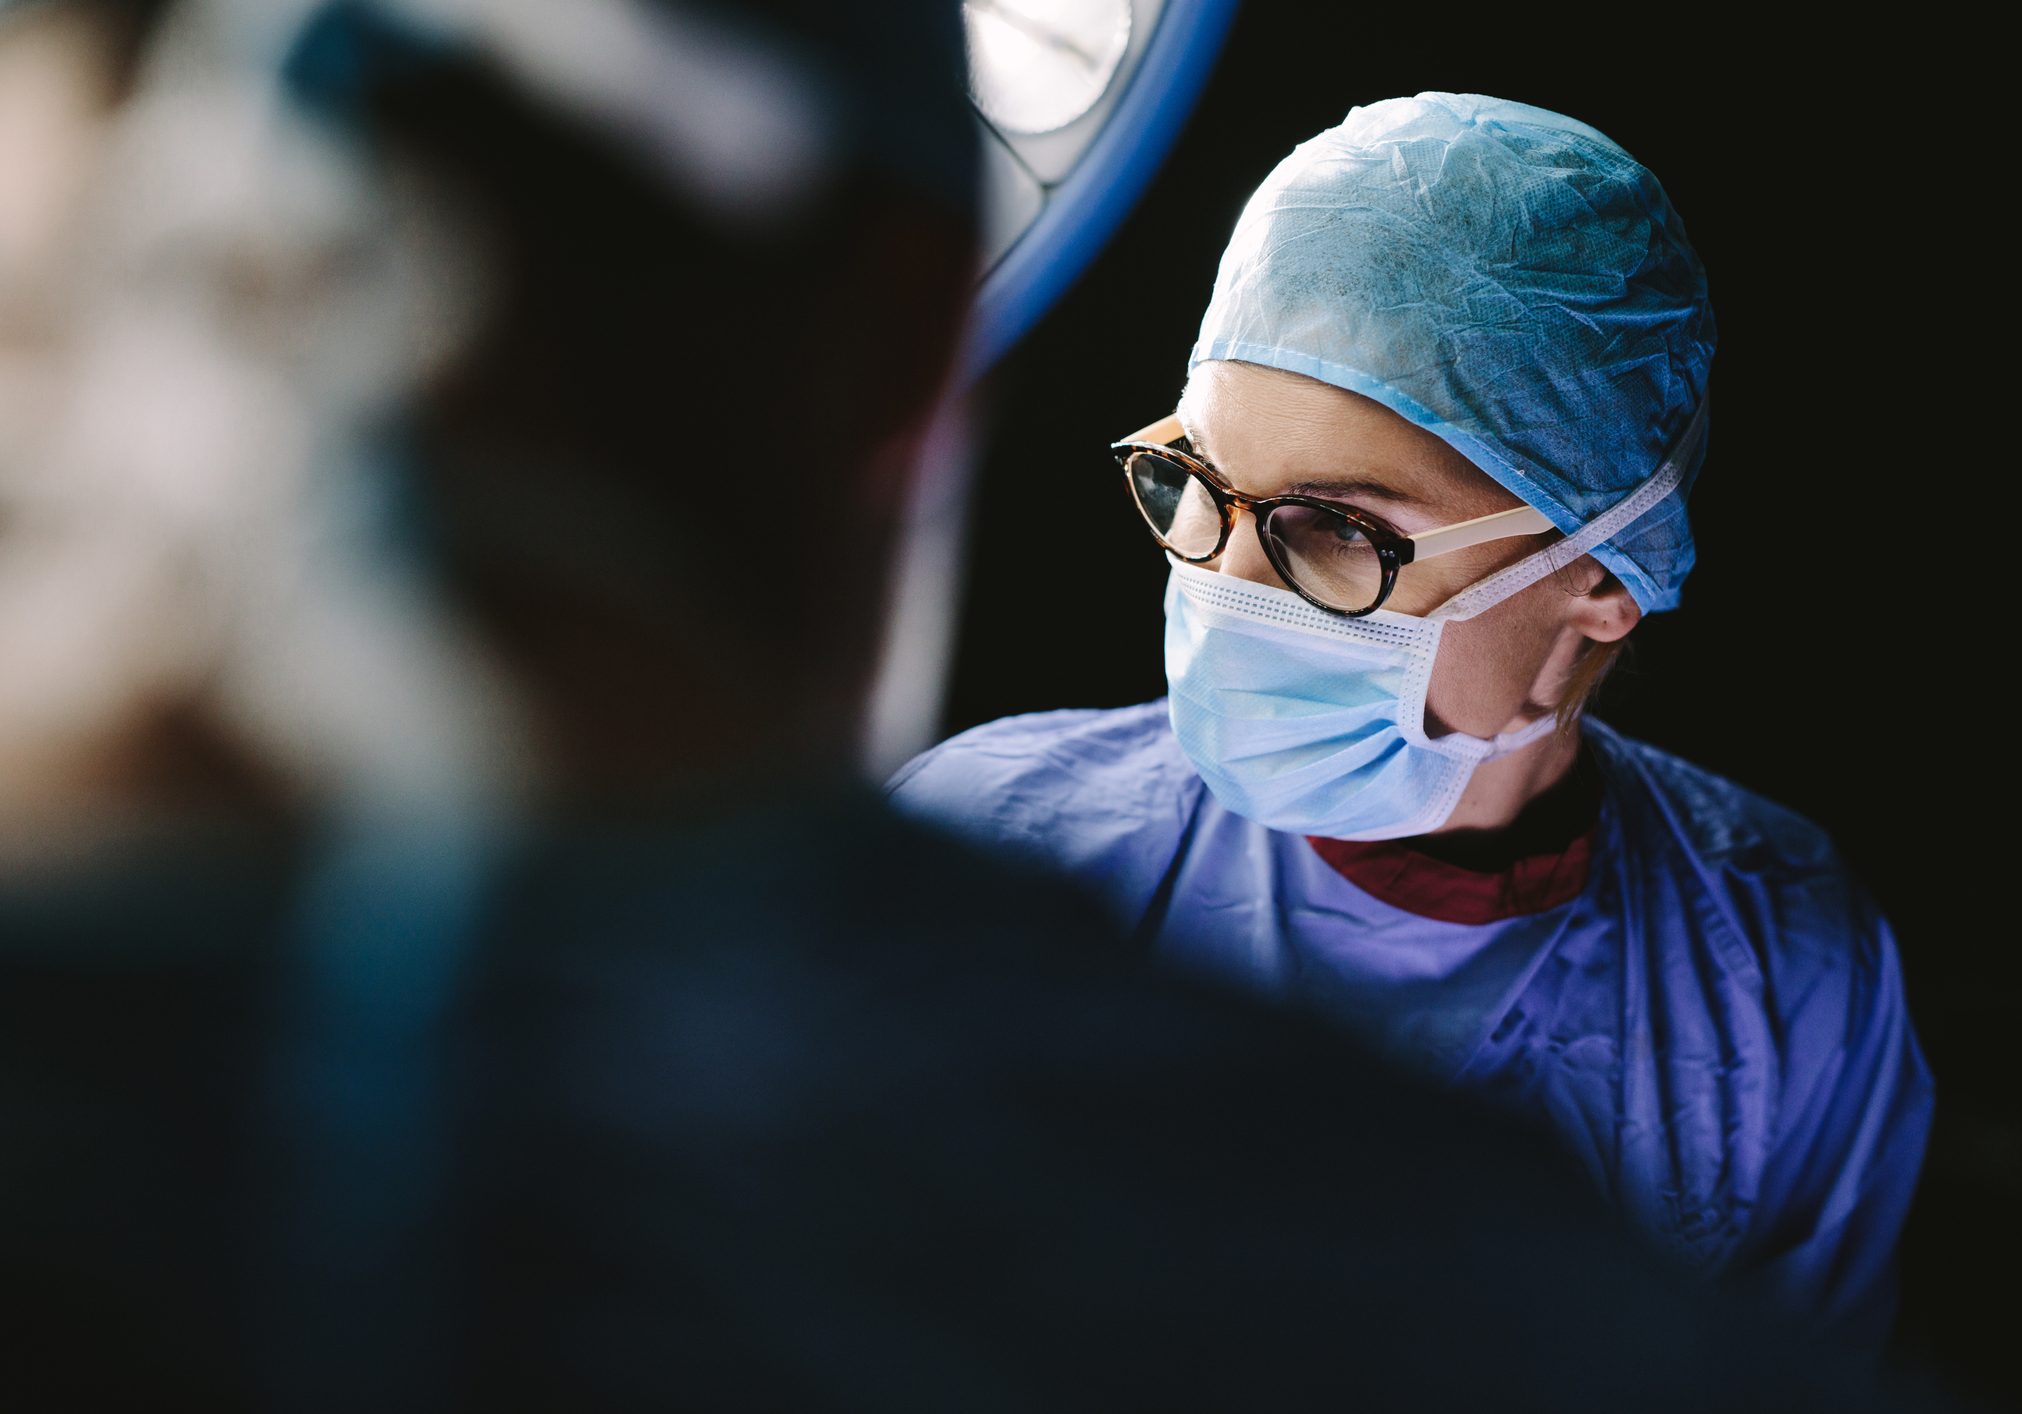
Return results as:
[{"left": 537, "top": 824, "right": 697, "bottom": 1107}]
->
[{"left": 1737, "top": 877, "right": 1935, "bottom": 1348}]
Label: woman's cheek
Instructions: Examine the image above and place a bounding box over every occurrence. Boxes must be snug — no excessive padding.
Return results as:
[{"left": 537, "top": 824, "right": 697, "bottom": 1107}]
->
[{"left": 1426, "top": 606, "right": 1553, "bottom": 737}]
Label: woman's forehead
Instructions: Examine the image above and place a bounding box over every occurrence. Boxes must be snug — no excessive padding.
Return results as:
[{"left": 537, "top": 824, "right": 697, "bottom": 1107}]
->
[{"left": 1177, "top": 361, "right": 1519, "bottom": 516}]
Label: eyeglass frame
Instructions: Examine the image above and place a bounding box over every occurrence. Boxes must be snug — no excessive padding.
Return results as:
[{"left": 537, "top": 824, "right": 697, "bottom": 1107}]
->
[{"left": 1113, "top": 414, "right": 1558, "bottom": 618}]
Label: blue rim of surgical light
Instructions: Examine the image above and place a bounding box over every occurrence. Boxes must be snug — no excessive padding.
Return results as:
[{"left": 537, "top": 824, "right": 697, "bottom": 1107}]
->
[{"left": 961, "top": 0, "right": 1239, "bottom": 381}]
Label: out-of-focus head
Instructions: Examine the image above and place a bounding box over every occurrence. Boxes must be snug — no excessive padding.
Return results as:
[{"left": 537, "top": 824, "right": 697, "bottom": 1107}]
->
[
  {"left": 281, "top": 0, "right": 984, "bottom": 788},
  {"left": 3, "top": 0, "right": 528, "bottom": 840},
  {"left": 1190, "top": 91, "right": 1714, "bottom": 617},
  {"left": 0, "top": 0, "right": 981, "bottom": 845}
]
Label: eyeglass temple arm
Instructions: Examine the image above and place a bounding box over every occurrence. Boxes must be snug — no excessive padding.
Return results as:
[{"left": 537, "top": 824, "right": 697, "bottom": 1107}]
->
[
  {"left": 1121, "top": 414, "right": 1187, "bottom": 446},
  {"left": 1406, "top": 503, "right": 1556, "bottom": 563}
]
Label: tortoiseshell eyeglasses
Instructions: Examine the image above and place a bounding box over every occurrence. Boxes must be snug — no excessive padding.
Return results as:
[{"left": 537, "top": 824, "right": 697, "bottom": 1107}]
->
[{"left": 1112, "top": 414, "right": 1556, "bottom": 618}]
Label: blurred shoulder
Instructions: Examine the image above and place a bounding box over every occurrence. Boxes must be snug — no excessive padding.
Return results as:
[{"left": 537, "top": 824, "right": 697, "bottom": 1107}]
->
[
  {"left": 885, "top": 699, "right": 1202, "bottom": 870},
  {"left": 889, "top": 699, "right": 1185, "bottom": 800}
]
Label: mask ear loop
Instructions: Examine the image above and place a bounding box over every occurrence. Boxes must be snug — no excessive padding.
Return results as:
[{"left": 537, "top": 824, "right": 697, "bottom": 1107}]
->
[{"left": 1428, "top": 394, "right": 1710, "bottom": 625}]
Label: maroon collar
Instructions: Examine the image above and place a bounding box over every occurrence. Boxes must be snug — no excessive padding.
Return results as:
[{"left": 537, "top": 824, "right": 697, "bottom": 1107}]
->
[
  {"left": 1306, "top": 744, "right": 1605, "bottom": 924},
  {"left": 1307, "top": 828, "right": 1597, "bottom": 923}
]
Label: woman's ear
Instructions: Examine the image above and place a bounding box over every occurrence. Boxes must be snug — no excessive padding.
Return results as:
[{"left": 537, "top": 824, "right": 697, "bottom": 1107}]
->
[{"left": 1564, "top": 560, "right": 1640, "bottom": 644}]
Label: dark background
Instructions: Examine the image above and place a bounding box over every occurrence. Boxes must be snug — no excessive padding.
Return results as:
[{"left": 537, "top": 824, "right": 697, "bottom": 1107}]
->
[{"left": 942, "top": 9, "right": 2009, "bottom": 1405}]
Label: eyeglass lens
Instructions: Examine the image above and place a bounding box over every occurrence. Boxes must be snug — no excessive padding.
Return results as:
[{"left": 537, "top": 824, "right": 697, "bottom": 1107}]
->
[
  {"left": 1127, "top": 450, "right": 1384, "bottom": 612},
  {"left": 1259, "top": 504, "right": 1383, "bottom": 612},
  {"left": 1126, "top": 451, "right": 1225, "bottom": 558}
]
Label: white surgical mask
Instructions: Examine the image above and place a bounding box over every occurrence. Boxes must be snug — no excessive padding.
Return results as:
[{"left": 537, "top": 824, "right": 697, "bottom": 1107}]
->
[{"left": 1162, "top": 400, "right": 1704, "bottom": 841}]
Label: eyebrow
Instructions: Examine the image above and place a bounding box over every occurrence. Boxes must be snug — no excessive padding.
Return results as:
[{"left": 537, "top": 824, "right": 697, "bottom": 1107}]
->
[
  {"left": 1179, "top": 420, "right": 1426, "bottom": 506},
  {"left": 1283, "top": 477, "right": 1424, "bottom": 505}
]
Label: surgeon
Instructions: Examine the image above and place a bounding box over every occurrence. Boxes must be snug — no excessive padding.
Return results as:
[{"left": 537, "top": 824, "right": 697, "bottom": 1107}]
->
[{"left": 890, "top": 92, "right": 1935, "bottom": 1346}]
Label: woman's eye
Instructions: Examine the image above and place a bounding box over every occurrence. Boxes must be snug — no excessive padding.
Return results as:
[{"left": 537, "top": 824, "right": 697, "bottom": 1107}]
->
[
  {"left": 1323, "top": 516, "right": 1377, "bottom": 547},
  {"left": 1290, "top": 520, "right": 1375, "bottom": 558}
]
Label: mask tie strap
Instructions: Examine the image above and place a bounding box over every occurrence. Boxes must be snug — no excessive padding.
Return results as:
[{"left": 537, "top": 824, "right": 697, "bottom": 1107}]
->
[{"left": 1430, "top": 394, "right": 1710, "bottom": 625}]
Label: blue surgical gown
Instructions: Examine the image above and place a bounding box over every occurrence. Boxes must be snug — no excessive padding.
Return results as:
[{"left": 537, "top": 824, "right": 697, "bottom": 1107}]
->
[{"left": 888, "top": 700, "right": 1935, "bottom": 1343}]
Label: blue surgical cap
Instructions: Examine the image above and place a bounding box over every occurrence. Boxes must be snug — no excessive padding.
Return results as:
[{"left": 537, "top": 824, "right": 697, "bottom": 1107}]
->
[{"left": 1190, "top": 92, "right": 1714, "bottom": 614}]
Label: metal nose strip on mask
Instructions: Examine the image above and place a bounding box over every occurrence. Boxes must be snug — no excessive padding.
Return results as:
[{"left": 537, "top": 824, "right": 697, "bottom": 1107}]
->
[
  {"left": 1433, "top": 393, "right": 1710, "bottom": 624},
  {"left": 1168, "top": 559, "right": 1437, "bottom": 646}
]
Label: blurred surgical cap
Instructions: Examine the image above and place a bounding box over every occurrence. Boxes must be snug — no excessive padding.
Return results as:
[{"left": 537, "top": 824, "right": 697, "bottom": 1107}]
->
[{"left": 1191, "top": 92, "right": 1715, "bottom": 614}]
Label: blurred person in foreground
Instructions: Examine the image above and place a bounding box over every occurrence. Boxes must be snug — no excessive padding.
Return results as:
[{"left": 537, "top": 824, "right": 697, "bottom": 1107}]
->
[{"left": 0, "top": 1, "right": 1958, "bottom": 1410}]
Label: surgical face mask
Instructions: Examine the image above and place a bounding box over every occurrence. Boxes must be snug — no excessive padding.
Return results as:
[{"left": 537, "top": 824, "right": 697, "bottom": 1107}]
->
[{"left": 1162, "top": 400, "right": 1705, "bottom": 841}]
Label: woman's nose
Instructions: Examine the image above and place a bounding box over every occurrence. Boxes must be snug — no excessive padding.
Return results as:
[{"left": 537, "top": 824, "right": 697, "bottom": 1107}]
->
[{"left": 1213, "top": 507, "right": 1292, "bottom": 592}]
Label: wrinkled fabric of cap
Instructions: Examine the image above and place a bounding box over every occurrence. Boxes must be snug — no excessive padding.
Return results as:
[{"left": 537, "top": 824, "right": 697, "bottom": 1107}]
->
[{"left": 1190, "top": 92, "right": 1714, "bottom": 614}]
